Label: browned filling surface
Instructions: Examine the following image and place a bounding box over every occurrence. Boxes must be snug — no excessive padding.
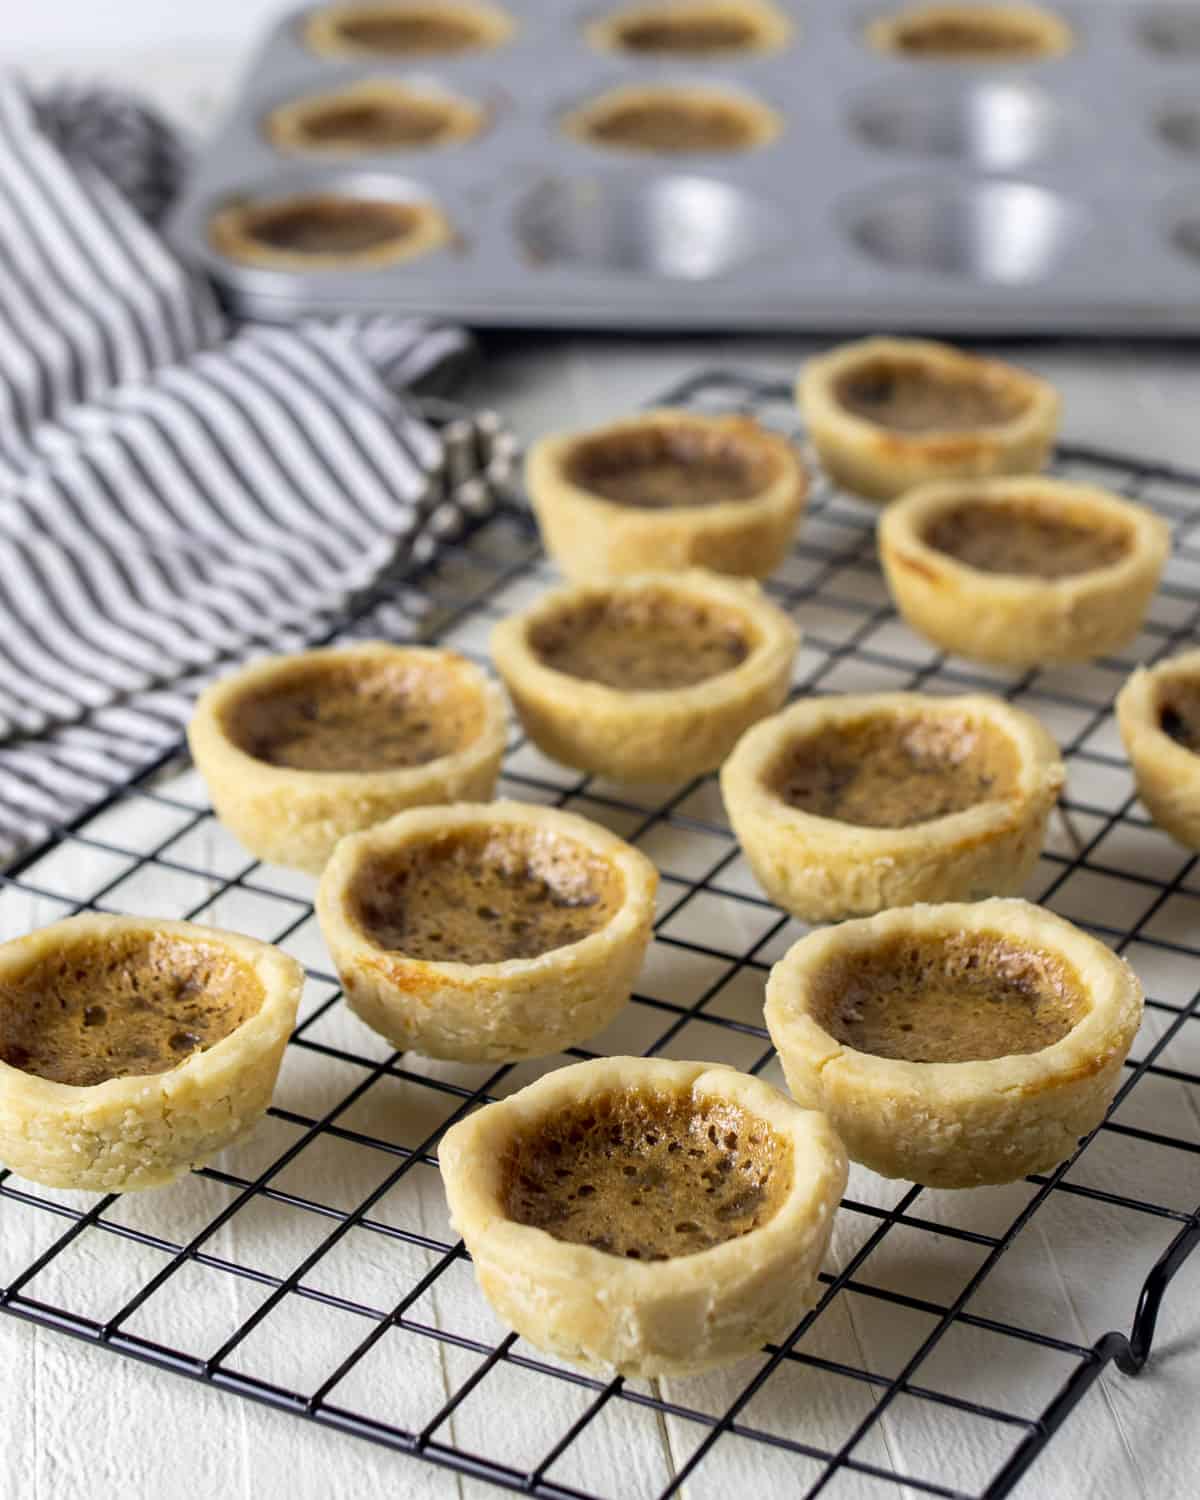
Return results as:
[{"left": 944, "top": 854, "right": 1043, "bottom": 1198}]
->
[
  {"left": 1159, "top": 681, "right": 1200, "bottom": 752},
  {"left": 834, "top": 357, "right": 1029, "bottom": 433},
  {"left": 0, "top": 933, "right": 264, "bottom": 1087},
  {"left": 529, "top": 589, "right": 753, "bottom": 691},
  {"left": 813, "top": 932, "right": 1088, "bottom": 1064},
  {"left": 607, "top": 9, "right": 763, "bottom": 54},
  {"left": 225, "top": 195, "right": 426, "bottom": 256},
  {"left": 572, "top": 92, "right": 772, "bottom": 153},
  {"left": 322, "top": 7, "right": 496, "bottom": 54},
  {"left": 349, "top": 826, "right": 624, "bottom": 963},
  {"left": 280, "top": 93, "right": 475, "bottom": 149},
  {"left": 924, "top": 498, "right": 1134, "bottom": 579},
  {"left": 225, "top": 658, "right": 482, "bottom": 773},
  {"left": 564, "top": 422, "right": 780, "bottom": 509},
  {"left": 769, "top": 711, "right": 1020, "bottom": 828},
  {"left": 504, "top": 1090, "right": 792, "bottom": 1259},
  {"left": 878, "top": 9, "right": 1066, "bottom": 58}
]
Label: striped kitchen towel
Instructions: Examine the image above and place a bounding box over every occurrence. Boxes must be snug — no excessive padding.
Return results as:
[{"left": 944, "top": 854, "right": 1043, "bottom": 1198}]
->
[{"left": 0, "top": 75, "right": 510, "bottom": 864}]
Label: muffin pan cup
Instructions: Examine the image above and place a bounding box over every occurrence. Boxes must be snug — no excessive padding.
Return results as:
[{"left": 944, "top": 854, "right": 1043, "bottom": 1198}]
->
[{"left": 170, "top": 1, "right": 1200, "bottom": 331}]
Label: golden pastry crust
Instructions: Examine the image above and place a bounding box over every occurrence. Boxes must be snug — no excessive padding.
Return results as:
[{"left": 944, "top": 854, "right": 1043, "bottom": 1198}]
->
[
  {"left": 561, "top": 83, "right": 783, "bottom": 154},
  {"left": 765, "top": 899, "right": 1143, "bottom": 1189},
  {"left": 0, "top": 915, "right": 302, "bottom": 1193},
  {"left": 585, "top": 0, "right": 794, "bottom": 56},
  {"left": 188, "top": 643, "right": 507, "bottom": 874},
  {"left": 304, "top": 1, "right": 514, "bottom": 57},
  {"left": 879, "top": 477, "right": 1170, "bottom": 668},
  {"left": 265, "top": 79, "right": 486, "bottom": 154},
  {"left": 797, "top": 338, "right": 1060, "bottom": 503},
  {"left": 316, "top": 802, "right": 658, "bottom": 1061},
  {"left": 492, "top": 571, "right": 799, "bottom": 782},
  {"left": 439, "top": 1056, "right": 847, "bottom": 1375},
  {"left": 721, "top": 692, "right": 1063, "bottom": 921},
  {"left": 1117, "top": 650, "right": 1200, "bottom": 849},
  {"left": 864, "top": 3, "right": 1074, "bottom": 60},
  {"left": 208, "top": 192, "right": 451, "bottom": 271},
  {"left": 526, "top": 410, "right": 807, "bottom": 581}
]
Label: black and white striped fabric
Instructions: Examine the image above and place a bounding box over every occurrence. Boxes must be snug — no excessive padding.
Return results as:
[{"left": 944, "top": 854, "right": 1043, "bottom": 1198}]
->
[{"left": 0, "top": 75, "right": 490, "bottom": 863}]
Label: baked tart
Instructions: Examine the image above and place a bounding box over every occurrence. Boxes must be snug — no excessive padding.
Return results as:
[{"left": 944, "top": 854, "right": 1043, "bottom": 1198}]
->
[
  {"left": 208, "top": 191, "right": 451, "bottom": 271},
  {"left": 585, "top": 0, "right": 793, "bottom": 56},
  {"left": 797, "top": 337, "right": 1060, "bottom": 503},
  {"left": 316, "top": 802, "right": 657, "bottom": 1061},
  {"left": 304, "top": 2, "right": 514, "bottom": 57},
  {"left": 439, "top": 1056, "right": 847, "bottom": 1375},
  {"left": 864, "top": 3, "right": 1074, "bottom": 61},
  {"left": 879, "top": 476, "right": 1170, "bottom": 668},
  {"left": 527, "top": 409, "right": 807, "bottom": 580},
  {"left": 266, "top": 80, "right": 485, "bottom": 154},
  {"left": 188, "top": 643, "right": 506, "bottom": 874},
  {"left": 766, "top": 899, "right": 1142, "bottom": 1189},
  {"left": 491, "top": 572, "right": 798, "bottom": 783},
  {"left": 561, "top": 83, "right": 782, "bottom": 155},
  {"left": 1118, "top": 650, "right": 1200, "bottom": 849},
  {"left": 0, "top": 915, "right": 302, "bottom": 1193},
  {"left": 722, "top": 692, "right": 1063, "bottom": 921}
]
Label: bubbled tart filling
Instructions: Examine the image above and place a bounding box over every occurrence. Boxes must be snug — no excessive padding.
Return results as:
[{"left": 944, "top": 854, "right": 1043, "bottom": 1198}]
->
[
  {"left": 877, "top": 8, "right": 1068, "bottom": 59},
  {"left": 529, "top": 589, "right": 754, "bottom": 691},
  {"left": 814, "top": 932, "right": 1088, "bottom": 1064},
  {"left": 223, "top": 195, "right": 430, "bottom": 256},
  {"left": 769, "top": 712, "right": 1020, "bottom": 828},
  {"left": 571, "top": 92, "right": 773, "bottom": 153},
  {"left": 225, "top": 658, "right": 483, "bottom": 774},
  {"left": 320, "top": 6, "right": 500, "bottom": 54},
  {"left": 1158, "top": 680, "right": 1200, "bottom": 752},
  {"left": 0, "top": 934, "right": 264, "bottom": 1087},
  {"left": 349, "top": 826, "right": 624, "bottom": 963},
  {"left": 834, "top": 358, "right": 1029, "bottom": 433},
  {"left": 564, "top": 423, "right": 780, "bottom": 509},
  {"left": 924, "top": 498, "right": 1134, "bottom": 579},
  {"left": 504, "top": 1090, "right": 792, "bottom": 1259}
]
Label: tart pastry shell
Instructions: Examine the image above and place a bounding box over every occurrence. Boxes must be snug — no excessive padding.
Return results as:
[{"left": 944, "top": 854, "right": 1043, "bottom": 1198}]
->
[
  {"left": 526, "top": 410, "right": 807, "bottom": 581},
  {"left": 864, "top": 3, "right": 1074, "bottom": 61},
  {"left": 316, "top": 801, "right": 658, "bottom": 1061},
  {"left": 0, "top": 916, "right": 302, "bottom": 1193},
  {"left": 721, "top": 692, "right": 1064, "bottom": 922},
  {"left": 585, "top": 0, "right": 794, "bottom": 56},
  {"left": 304, "top": 2, "right": 515, "bottom": 57},
  {"left": 491, "top": 571, "right": 799, "bottom": 782},
  {"left": 208, "top": 193, "right": 451, "bottom": 271},
  {"left": 439, "top": 1056, "right": 847, "bottom": 1376},
  {"left": 265, "top": 79, "right": 486, "bottom": 154},
  {"left": 188, "top": 643, "right": 507, "bottom": 874},
  {"left": 766, "top": 899, "right": 1143, "bottom": 1189},
  {"left": 561, "top": 83, "right": 783, "bottom": 155},
  {"left": 1117, "top": 650, "right": 1200, "bottom": 849}
]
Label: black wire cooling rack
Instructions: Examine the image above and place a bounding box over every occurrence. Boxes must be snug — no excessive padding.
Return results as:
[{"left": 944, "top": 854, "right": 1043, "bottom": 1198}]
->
[{"left": 3, "top": 369, "right": 1200, "bottom": 1500}]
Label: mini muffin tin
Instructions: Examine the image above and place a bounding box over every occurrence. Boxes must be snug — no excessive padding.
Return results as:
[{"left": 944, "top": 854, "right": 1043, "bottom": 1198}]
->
[{"left": 169, "top": 0, "right": 1200, "bottom": 332}]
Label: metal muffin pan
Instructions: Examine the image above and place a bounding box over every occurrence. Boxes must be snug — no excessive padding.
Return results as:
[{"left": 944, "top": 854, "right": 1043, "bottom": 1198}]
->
[{"left": 169, "top": 0, "right": 1200, "bottom": 332}]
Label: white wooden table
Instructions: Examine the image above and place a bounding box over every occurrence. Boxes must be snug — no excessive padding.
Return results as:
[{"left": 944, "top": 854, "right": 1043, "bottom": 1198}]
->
[{"left": 7, "top": 12, "right": 1200, "bottom": 1500}]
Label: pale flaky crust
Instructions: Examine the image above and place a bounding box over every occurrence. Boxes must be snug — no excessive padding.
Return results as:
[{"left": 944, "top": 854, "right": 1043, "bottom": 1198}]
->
[
  {"left": 0, "top": 916, "right": 302, "bottom": 1193},
  {"left": 879, "top": 477, "right": 1170, "bottom": 668},
  {"left": 1117, "top": 650, "right": 1200, "bottom": 849},
  {"left": 439, "top": 1057, "right": 847, "bottom": 1376},
  {"left": 265, "top": 79, "right": 486, "bottom": 155},
  {"left": 864, "top": 3, "right": 1074, "bottom": 60},
  {"left": 561, "top": 84, "right": 783, "bottom": 154},
  {"left": 721, "top": 692, "right": 1064, "bottom": 922},
  {"left": 527, "top": 411, "right": 807, "bottom": 581},
  {"left": 585, "top": 0, "right": 794, "bottom": 55},
  {"left": 188, "top": 643, "right": 507, "bottom": 874},
  {"left": 766, "top": 900, "right": 1143, "bottom": 1189},
  {"left": 492, "top": 572, "right": 799, "bottom": 783},
  {"left": 208, "top": 193, "right": 451, "bottom": 271},
  {"left": 797, "top": 338, "right": 1060, "bottom": 503},
  {"left": 316, "top": 802, "right": 658, "bottom": 1061},
  {"left": 303, "top": 1, "right": 515, "bottom": 57}
]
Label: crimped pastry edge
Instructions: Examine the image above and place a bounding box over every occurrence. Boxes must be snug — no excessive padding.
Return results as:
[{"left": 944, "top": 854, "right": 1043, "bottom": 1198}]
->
[{"left": 1117, "top": 649, "right": 1200, "bottom": 849}]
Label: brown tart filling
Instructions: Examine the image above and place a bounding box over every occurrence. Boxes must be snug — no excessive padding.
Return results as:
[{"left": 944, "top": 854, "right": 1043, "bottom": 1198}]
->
[
  {"left": 268, "top": 83, "right": 483, "bottom": 152},
  {"left": 564, "top": 86, "right": 780, "bottom": 154},
  {"left": 210, "top": 193, "right": 448, "bottom": 268},
  {"left": 923, "top": 497, "right": 1135, "bottom": 579},
  {"left": 305, "top": 2, "right": 513, "bottom": 57},
  {"left": 590, "top": 1, "right": 789, "bottom": 55},
  {"left": 867, "top": 3, "right": 1073, "bottom": 60},
  {"left": 834, "top": 355, "right": 1031, "bottom": 434},
  {"left": 563, "top": 421, "right": 782, "bottom": 510}
]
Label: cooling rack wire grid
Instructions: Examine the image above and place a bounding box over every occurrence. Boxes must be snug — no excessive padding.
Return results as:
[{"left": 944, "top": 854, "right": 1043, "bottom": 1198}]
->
[{"left": 3, "top": 370, "right": 1200, "bottom": 1500}]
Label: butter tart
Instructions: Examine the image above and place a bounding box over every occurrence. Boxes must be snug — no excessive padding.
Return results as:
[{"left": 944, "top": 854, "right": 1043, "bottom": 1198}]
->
[
  {"left": 562, "top": 83, "right": 782, "bottom": 155},
  {"left": 304, "top": 2, "right": 514, "bottom": 57},
  {"left": 722, "top": 692, "right": 1062, "bottom": 921},
  {"left": 208, "top": 191, "right": 451, "bottom": 270},
  {"left": 864, "top": 3, "right": 1074, "bottom": 61},
  {"left": 766, "top": 899, "right": 1142, "bottom": 1188},
  {"left": 439, "top": 1056, "right": 847, "bottom": 1375},
  {"left": 527, "top": 409, "right": 807, "bottom": 581},
  {"left": 188, "top": 643, "right": 507, "bottom": 874},
  {"left": 586, "top": 0, "right": 794, "bottom": 56},
  {"left": 880, "top": 476, "right": 1170, "bottom": 668},
  {"left": 0, "top": 915, "right": 302, "bottom": 1193},
  {"left": 798, "top": 338, "right": 1060, "bottom": 503},
  {"left": 1118, "top": 650, "right": 1200, "bottom": 849},
  {"left": 266, "top": 80, "right": 485, "bottom": 154},
  {"left": 316, "top": 802, "right": 657, "bottom": 1061},
  {"left": 491, "top": 572, "right": 798, "bottom": 783}
]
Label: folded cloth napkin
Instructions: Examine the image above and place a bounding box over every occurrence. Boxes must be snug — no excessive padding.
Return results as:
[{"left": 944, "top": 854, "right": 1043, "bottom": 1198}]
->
[{"left": 0, "top": 76, "right": 506, "bottom": 865}]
